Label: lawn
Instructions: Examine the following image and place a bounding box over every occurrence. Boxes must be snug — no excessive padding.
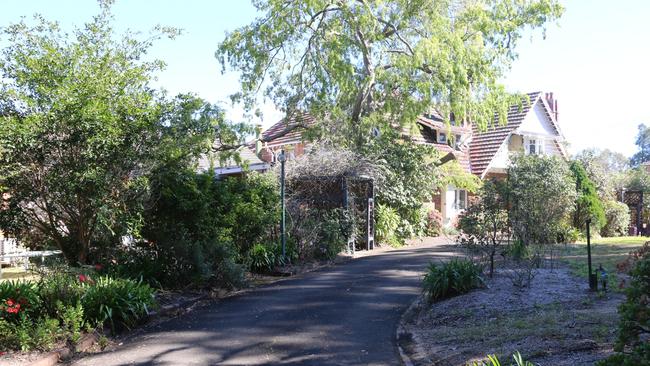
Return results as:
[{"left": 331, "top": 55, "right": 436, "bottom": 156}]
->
[
  {"left": 558, "top": 236, "right": 647, "bottom": 290},
  {"left": 0, "top": 266, "right": 38, "bottom": 282}
]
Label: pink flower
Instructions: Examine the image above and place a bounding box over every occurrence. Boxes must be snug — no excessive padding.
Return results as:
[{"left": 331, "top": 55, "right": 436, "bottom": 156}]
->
[
  {"left": 78, "top": 274, "right": 88, "bottom": 283},
  {"left": 94, "top": 264, "right": 103, "bottom": 271}
]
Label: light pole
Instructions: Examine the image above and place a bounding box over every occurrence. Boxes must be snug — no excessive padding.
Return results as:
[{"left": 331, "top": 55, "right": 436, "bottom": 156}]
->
[{"left": 278, "top": 150, "right": 287, "bottom": 259}]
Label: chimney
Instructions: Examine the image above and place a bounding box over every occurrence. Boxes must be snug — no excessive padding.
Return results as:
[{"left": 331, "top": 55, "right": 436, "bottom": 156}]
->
[
  {"left": 255, "top": 124, "right": 263, "bottom": 156},
  {"left": 545, "top": 92, "right": 558, "bottom": 122}
]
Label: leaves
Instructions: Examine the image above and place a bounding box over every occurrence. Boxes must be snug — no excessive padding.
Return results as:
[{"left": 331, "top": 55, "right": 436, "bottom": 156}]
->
[{"left": 217, "top": 0, "right": 563, "bottom": 146}]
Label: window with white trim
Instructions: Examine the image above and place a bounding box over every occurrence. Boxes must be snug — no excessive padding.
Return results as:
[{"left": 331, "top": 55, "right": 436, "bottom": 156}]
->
[
  {"left": 524, "top": 137, "right": 544, "bottom": 155},
  {"left": 454, "top": 189, "right": 467, "bottom": 210}
]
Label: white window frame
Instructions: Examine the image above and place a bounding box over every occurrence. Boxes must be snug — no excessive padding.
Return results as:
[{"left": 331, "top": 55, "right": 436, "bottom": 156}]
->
[
  {"left": 524, "top": 136, "right": 545, "bottom": 156},
  {"left": 437, "top": 131, "right": 447, "bottom": 144},
  {"left": 454, "top": 189, "right": 467, "bottom": 210}
]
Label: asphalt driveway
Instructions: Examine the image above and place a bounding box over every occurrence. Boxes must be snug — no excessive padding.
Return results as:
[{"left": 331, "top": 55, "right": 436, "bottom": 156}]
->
[{"left": 69, "top": 239, "right": 457, "bottom": 366}]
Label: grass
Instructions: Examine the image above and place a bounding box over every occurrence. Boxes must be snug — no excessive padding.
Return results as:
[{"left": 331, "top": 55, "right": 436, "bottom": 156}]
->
[
  {"left": 558, "top": 236, "right": 647, "bottom": 290},
  {"left": 0, "top": 266, "right": 38, "bottom": 282}
]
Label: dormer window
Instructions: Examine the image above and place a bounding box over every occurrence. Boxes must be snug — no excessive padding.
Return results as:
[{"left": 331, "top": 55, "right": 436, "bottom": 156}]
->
[
  {"left": 524, "top": 136, "right": 544, "bottom": 155},
  {"left": 438, "top": 132, "right": 447, "bottom": 144}
]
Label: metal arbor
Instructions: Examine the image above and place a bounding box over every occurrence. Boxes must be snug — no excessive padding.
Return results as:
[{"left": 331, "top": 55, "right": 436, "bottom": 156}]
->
[{"left": 619, "top": 190, "right": 644, "bottom": 236}]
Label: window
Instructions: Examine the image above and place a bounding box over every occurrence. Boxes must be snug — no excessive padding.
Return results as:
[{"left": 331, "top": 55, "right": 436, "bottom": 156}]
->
[
  {"left": 525, "top": 137, "right": 544, "bottom": 155},
  {"left": 438, "top": 132, "right": 447, "bottom": 144},
  {"left": 528, "top": 138, "right": 537, "bottom": 155},
  {"left": 454, "top": 189, "right": 467, "bottom": 210}
]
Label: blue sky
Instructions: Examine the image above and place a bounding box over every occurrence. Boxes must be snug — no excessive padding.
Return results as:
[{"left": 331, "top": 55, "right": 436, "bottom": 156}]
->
[{"left": 2, "top": 0, "right": 648, "bottom": 157}]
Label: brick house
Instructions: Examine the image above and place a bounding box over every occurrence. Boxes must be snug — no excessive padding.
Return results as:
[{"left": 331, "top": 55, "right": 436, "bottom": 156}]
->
[{"left": 256, "top": 91, "right": 568, "bottom": 227}]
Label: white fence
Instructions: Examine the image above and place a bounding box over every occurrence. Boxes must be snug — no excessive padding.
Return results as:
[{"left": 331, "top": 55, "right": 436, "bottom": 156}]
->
[{"left": 0, "top": 238, "right": 24, "bottom": 265}]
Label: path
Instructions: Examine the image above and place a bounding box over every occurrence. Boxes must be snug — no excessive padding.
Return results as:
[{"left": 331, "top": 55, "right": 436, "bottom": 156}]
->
[{"left": 70, "top": 238, "right": 457, "bottom": 366}]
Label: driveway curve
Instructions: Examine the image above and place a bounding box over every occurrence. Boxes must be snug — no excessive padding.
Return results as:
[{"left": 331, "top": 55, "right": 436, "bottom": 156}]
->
[{"left": 69, "top": 239, "right": 456, "bottom": 366}]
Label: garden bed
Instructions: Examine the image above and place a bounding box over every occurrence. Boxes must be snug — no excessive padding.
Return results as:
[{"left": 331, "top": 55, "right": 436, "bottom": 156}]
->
[{"left": 401, "top": 266, "right": 624, "bottom": 366}]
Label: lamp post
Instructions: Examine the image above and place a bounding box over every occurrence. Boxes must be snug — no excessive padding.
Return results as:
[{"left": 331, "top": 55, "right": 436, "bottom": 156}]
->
[
  {"left": 586, "top": 219, "right": 597, "bottom": 291},
  {"left": 278, "top": 150, "right": 287, "bottom": 259}
]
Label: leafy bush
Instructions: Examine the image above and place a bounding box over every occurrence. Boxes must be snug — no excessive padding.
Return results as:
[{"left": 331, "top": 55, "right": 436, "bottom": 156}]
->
[
  {"left": 508, "top": 155, "right": 576, "bottom": 246},
  {"left": 598, "top": 251, "right": 649, "bottom": 366},
  {"left": 124, "top": 166, "right": 278, "bottom": 288},
  {"left": 468, "top": 351, "right": 533, "bottom": 366},
  {"left": 556, "top": 224, "right": 580, "bottom": 244},
  {"left": 316, "top": 209, "right": 354, "bottom": 259},
  {"left": 287, "top": 206, "right": 354, "bottom": 261},
  {"left": 0, "top": 280, "right": 41, "bottom": 320},
  {"left": 375, "top": 204, "right": 401, "bottom": 246},
  {"left": 422, "top": 259, "right": 484, "bottom": 302},
  {"left": 81, "top": 276, "right": 155, "bottom": 332},
  {"left": 247, "top": 243, "right": 277, "bottom": 273},
  {"left": 457, "top": 180, "right": 509, "bottom": 277},
  {"left": 0, "top": 317, "right": 60, "bottom": 352},
  {"left": 0, "top": 271, "right": 157, "bottom": 351},
  {"left": 38, "top": 271, "right": 85, "bottom": 317},
  {"left": 424, "top": 209, "right": 442, "bottom": 237},
  {"left": 602, "top": 200, "right": 631, "bottom": 237}
]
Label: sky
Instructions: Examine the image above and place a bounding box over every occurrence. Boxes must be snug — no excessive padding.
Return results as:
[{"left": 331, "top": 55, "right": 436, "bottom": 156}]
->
[{"left": 1, "top": 0, "right": 648, "bottom": 157}]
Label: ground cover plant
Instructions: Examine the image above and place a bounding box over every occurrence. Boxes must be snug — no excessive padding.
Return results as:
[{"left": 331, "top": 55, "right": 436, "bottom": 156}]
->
[
  {"left": 422, "top": 259, "right": 484, "bottom": 302},
  {"left": 0, "top": 268, "right": 154, "bottom": 352}
]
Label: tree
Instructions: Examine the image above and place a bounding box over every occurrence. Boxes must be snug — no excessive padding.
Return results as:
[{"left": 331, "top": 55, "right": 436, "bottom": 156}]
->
[
  {"left": 0, "top": 2, "right": 247, "bottom": 263},
  {"left": 217, "top": 0, "right": 563, "bottom": 147},
  {"left": 458, "top": 179, "right": 509, "bottom": 277},
  {"left": 602, "top": 200, "right": 631, "bottom": 237},
  {"left": 570, "top": 161, "right": 605, "bottom": 233},
  {"left": 574, "top": 148, "right": 629, "bottom": 201},
  {"left": 507, "top": 154, "right": 576, "bottom": 246},
  {"left": 630, "top": 124, "right": 650, "bottom": 167}
]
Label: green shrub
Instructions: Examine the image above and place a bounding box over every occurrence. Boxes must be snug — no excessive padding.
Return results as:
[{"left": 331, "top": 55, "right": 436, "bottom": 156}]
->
[
  {"left": 30, "top": 317, "right": 60, "bottom": 350},
  {"left": 468, "top": 351, "right": 533, "bottom": 366},
  {"left": 38, "top": 271, "right": 85, "bottom": 317},
  {"left": 422, "top": 259, "right": 484, "bottom": 302},
  {"left": 248, "top": 243, "right": 277, "bottom": 273},
  {"left": 0, "top": 317, "right": 60, "bottom": 352},
  {"left": 375, "top": 204, "right": 401, "bottom": 246},
  {"left": 0, "top": 280, "right": 42, "bottom": 321},
  {"left": 131, "top": 166, "right": 276, "bottom": 288},
  {"left": 57, "top": 301, "right": 84, "bottom": 343},
  {"left": 602, "top": 200, "right": 631, "bottom": 237},
  {"left": 81, "top": 276, "right": 155, "bottom": 332},
  {"left": 598, "top": 251, "right": 650, "bottom": 365},
  {"left": 424, "top": 209, "right": 442, "bottom": 237},
  {"left": 316, "top": 209, "right": 354, "bottom": 259}
]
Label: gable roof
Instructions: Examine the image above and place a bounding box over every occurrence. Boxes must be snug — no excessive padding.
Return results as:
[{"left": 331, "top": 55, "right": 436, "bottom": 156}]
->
[
  {"left": 260, "top": 112, "right": 316, "bottom": 148},
  {"left": 197, "top": 146, "right": 268, "bottom": 173},
  {"left": 468, "top": 92, "right": 565, "bottom": 176}
]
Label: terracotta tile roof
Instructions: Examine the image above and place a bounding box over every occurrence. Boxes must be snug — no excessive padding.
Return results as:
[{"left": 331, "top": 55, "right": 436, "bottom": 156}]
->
[
  {"left": 403, "top": 123, "right": 472, "bottom": 172},
  {"left": 469, "top": 92, "right": 543, "bottom": 176},
  {"left": 260, "top": 112, "right": 316, "bottom": 148}
]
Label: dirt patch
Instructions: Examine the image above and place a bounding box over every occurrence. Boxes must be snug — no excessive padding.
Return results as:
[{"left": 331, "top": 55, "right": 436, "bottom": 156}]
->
[{"left": 404, "top": 267, "right": 624, "bottom": 366}]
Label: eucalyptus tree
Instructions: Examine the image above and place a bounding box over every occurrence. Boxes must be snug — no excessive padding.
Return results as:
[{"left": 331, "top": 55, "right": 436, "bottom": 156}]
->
[{"left": 217, "top": 0, "right": 564, "bottom": 146}]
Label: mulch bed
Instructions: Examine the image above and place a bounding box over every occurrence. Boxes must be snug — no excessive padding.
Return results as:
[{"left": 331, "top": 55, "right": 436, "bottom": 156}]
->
[{"left": 403, "top": 266, "right": 625, "bottom": 366}]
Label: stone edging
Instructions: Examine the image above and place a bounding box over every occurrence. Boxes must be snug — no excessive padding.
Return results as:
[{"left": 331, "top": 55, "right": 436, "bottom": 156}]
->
[{"left": 396, "top": 294, "right": 431, "bottom": 366}]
